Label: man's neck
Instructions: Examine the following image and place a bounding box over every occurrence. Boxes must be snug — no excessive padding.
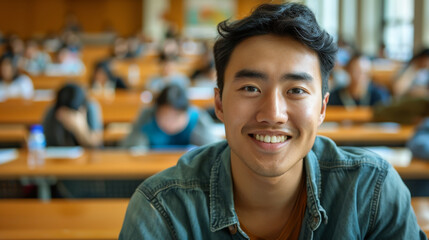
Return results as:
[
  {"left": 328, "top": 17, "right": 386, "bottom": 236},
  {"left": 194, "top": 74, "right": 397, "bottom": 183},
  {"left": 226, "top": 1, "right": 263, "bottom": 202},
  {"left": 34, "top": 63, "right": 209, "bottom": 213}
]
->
[{"left": 231, "top": 154, "right": 305, "bottom": 238}]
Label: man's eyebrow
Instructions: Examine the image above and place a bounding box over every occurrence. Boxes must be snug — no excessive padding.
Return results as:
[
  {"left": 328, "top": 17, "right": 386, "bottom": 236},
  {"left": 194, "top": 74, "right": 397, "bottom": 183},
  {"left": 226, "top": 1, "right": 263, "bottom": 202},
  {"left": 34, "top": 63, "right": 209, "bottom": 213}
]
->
[
  {"left": 233, "top": 69, "right": 314, "bottom": 82},
  {"left": 281, "top": 72, "right": 313, "bottom": 81},
  {"left": 234, "top": 69, "right": 268, "bottom": 81}
]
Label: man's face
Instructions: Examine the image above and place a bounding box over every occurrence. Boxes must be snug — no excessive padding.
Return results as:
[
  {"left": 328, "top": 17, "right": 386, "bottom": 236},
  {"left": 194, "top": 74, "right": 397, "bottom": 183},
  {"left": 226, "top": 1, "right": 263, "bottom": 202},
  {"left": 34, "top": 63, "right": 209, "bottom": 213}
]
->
[{"left": 215, "top": 35, "right": 328, "bottom": 178}]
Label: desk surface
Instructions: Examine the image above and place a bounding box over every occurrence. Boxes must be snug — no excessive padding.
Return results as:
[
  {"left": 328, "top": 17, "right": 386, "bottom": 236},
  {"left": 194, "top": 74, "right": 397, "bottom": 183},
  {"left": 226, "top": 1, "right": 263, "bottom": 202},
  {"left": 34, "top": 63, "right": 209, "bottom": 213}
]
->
[
  {"left": 317, "top": 123, "right": 415, "bottom": 145},
  {"left": 412, "top": 197, "right": 429, "bottom": 237},
  {"left": 325, "top": 106, "right": 373, "bottom": 122},
  {"left": 0, "top": 197, "right": 427, "bottom": 239},
  {"left": 0, "top": 148, "right": 428, "bottom": 179},
  {"left": 0, "top": 149, "right": 183, "bottom": 179},
  {"left": 0, "top": 199, "right": 127, "bottom": 240}
]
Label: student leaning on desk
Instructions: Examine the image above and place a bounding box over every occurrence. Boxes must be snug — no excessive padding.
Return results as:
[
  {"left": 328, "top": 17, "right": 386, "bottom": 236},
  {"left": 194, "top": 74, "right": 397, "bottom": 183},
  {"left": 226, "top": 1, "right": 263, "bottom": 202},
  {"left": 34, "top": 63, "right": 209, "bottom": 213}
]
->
[
  {"left": 120, "top": 3, "right": 426, "bottom": 239},
  {"left": 42, "top": 82, "right": 103, "bottom": 148}
]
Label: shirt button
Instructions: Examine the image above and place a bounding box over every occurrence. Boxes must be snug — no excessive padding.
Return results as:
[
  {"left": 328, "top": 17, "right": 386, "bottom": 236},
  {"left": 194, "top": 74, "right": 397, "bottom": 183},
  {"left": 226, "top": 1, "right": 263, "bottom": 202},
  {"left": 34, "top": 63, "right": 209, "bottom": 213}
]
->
[
  {"left": 228, "top": 224, "right": 238, "bottom": 235},
  {"left": 313, "top": 217, "right": 319, "bottom": 223}
]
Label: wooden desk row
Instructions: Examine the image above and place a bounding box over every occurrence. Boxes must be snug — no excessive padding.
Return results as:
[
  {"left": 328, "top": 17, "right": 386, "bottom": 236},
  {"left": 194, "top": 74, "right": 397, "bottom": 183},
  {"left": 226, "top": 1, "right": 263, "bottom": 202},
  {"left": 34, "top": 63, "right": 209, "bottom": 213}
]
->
[
  {"left": 0, "top": 198, "right": 127, "bottom": 240},
  {"left": 0, "top": 90, "right": 214, "bottom": 125},
  {"left": 0, "top": 122, "right": 416, "bottom": 147},
  {"left": 29, "top": 53, "right": 203, "bottom": 91},
  {"left": 0, "top": 197, "right": 427, "bottom": 240},
  {"left": 0, "top": 148, "right": 427, "bottom": 180}
]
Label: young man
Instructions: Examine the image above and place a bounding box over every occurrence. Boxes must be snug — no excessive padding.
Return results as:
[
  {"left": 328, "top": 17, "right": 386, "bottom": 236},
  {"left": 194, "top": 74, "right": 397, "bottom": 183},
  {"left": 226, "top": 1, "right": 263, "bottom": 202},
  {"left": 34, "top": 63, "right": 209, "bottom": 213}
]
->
[{"left": 120, "top": 3, "right": 426, "bottom": 239}]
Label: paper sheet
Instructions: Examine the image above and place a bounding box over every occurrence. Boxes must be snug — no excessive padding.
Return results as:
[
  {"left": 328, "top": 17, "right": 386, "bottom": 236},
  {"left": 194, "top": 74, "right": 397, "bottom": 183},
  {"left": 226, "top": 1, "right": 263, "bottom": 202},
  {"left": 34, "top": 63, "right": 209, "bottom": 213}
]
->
[
  {"left": 365, "top": 147, "right": 412, "bottom": 167},
  {"left": 0, "top": 149, "right": 18, "bottom": 164},
  {"left": 45, "top": 147, "right": 84, "bottom": 159}
]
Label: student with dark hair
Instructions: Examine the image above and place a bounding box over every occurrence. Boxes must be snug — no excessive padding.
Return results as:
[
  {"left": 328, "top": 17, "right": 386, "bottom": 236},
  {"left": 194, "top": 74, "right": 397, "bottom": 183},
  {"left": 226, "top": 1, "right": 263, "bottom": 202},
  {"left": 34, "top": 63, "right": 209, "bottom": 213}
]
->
[
  {"left": 90, "top": 61, "right": 127, "bottom": 92},
  {"left": 329, "top": 53, "right": 391, "bottom": 107},
  {"left": 42, "top": 83, "right": 103, "bottom": 147},
  {"left": 0, "top": 54, "right": 34, "bottom": 100},
  {"left": 121, "top": 84, "right": 219, "bottom": 149},
  {"left": 120, "top": 3, "right": 424, "bottom": 239}
]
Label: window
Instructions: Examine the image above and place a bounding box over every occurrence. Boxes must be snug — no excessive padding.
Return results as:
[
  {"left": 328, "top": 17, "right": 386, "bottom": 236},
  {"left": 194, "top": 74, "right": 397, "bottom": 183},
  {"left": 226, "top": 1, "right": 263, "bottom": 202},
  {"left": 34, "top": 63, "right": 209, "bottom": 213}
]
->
[{"left": 382, "top": 0, "right": 414, "bottom": 60}]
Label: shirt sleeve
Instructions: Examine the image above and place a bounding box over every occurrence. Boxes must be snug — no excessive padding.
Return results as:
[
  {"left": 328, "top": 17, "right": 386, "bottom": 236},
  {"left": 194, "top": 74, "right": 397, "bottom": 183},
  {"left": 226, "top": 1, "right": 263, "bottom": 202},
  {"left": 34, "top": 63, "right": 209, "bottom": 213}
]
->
[
  {"left": 366, "top": 166, "right": 427, "bottom": 239},
  {"left": 119, "top": 190, "right": 174, "bottom": 239},
  {"left": 87, "top": 101, "right": 103, "bottom": 131}
]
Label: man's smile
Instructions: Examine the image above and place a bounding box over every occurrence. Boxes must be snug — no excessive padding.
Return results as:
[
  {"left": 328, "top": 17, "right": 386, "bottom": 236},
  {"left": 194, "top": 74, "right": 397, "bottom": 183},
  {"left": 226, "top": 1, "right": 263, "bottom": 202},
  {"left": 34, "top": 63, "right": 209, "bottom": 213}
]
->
[{"left": 251, "top": 134, "right": 291, "bottom": 143}]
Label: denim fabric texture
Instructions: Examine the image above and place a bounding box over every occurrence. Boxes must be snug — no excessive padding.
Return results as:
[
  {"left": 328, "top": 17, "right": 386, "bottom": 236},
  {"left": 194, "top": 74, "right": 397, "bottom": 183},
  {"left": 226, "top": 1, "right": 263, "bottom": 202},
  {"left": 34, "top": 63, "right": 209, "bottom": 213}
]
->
[{"left": 119, "top": 136, "right": 426, "bottom": 240}]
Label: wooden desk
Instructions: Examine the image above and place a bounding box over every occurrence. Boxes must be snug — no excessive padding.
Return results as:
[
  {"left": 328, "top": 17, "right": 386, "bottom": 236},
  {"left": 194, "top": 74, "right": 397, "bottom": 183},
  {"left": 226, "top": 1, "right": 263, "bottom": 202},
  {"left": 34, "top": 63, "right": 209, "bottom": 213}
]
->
[
  {"left": 412, "top": 197, "right": 429, "bottom": 237},
  {"left": 325, "top": 106, "right": 373, "bottom": 123},
  {"left": 0, "top": 125, "right": 27, "bottom": 143},
  {"left": 395, "top": 158, "right": 429, "bottom": 179},
  {"left": 0, "top": 199, "right": 128, "bottom": 240},
  {"left": 0, "top": 148, "right": 427, "bottom": 180},
  {"left": 31, "top": 75, "right": 87, "bottom": 90},
  {"left": 0, "top": 149, "right": 182, "bottom": 179},
  {"left": 0, "top": 197, "right": 427, "bottom": 240},
  {"left": 0, "top": 99, "right": 51, "bottom": 125},
  {"left": 318, "top": 123, "right": 415, "bottom": 145}
]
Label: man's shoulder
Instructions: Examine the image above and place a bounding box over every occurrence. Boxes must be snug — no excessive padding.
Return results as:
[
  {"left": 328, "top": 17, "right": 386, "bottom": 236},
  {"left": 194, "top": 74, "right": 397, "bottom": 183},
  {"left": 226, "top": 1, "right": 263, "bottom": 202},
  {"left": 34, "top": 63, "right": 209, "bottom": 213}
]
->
[
  {"left": 137, "top": 141, "right": 229, "bottom": 200},
  {"left": 312, "top": 136, "right": 390, "bottom": 172}
]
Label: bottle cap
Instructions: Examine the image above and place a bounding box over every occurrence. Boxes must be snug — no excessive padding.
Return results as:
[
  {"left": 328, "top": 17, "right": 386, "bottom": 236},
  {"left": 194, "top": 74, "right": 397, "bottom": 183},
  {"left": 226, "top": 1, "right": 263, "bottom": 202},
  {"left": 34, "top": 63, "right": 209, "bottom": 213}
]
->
[{"left": 30, "top": 124, "right": 44, "bottom": 133}]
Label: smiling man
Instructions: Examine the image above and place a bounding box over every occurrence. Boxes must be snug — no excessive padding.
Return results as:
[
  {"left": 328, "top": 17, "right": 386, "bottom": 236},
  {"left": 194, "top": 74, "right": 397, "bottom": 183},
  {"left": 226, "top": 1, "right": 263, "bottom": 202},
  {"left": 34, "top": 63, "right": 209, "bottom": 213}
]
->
[{"left": 119, "top": 3, "right": 426, "bottom": 239}]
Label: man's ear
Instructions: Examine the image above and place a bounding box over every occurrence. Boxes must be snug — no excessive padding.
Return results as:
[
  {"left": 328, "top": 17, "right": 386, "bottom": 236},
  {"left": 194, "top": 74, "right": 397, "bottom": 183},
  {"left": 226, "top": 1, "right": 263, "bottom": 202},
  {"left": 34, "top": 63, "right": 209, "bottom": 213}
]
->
[
  {"left": 214, "top": 88, "right": 224, "bottom": 123},
  {"left": 318, "top": 92, "right": 329, "bottom": 126}
]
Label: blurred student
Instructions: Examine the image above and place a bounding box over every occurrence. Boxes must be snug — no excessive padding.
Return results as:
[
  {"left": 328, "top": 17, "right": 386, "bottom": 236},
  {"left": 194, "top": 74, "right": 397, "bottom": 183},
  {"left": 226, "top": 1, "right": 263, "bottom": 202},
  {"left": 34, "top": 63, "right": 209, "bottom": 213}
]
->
[
  {"left": 22, "top": 40, "right": 52, "bottom": 75},
  {"left": 407, "top": 117, "right": 429, "bottom": 160},
  {"left": 42, "top": 83, "right": 102, "bottom": 148},
  {"left": 111, "top": 38, "right": 129, "bottom": 60},
  {"left": 393, "top": 49, "right": 429, "bottom": 97},
  {"left": 121, "top": 84, "right": 220, "bottom": 150},
  {"left": 0, "top": 54, "right": 34, "bottom": 100},
  {"left": 45, "top": 46, "right": 85, "bottom": 76},
  {"left": 190, "top": 42, "right": 217, "bottom": 88},
  {"left": 3, "top": 35, "right": 25, "bottom": 67},
  {"left": 329, "top": 53, "right": 390, "bottom": 107},
  {"left": 146, "top": 56, "right": 190, "bottom": 94},
  {"left": 90, "top": 61, "right": 127, "bottom": 93}
]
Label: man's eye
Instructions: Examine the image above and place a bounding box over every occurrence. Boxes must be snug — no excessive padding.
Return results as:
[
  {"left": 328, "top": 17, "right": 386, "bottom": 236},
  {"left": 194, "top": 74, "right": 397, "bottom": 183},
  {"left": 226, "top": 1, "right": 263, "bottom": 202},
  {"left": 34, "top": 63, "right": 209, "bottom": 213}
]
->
[
  {"left": 242, "top": 86, "right": 260, "bottom": 92},
  {"left": 288, "top": 88, "right": 306, "bottom": 94}
]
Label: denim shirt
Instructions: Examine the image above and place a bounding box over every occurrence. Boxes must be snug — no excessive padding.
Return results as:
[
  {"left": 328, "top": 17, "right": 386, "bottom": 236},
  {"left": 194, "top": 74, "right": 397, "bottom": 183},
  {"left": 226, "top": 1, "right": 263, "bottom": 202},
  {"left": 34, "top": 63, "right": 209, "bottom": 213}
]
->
[{"left": 119, "top": 136, "right": 426, "bottom": 239}]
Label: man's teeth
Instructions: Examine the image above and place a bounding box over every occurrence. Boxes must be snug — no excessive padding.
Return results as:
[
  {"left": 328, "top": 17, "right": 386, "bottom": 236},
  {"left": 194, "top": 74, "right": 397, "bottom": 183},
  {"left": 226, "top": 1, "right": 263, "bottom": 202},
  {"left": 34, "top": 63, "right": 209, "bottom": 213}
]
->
[{"left": 255, "top": 134, "right": 287, "bottom": 143}]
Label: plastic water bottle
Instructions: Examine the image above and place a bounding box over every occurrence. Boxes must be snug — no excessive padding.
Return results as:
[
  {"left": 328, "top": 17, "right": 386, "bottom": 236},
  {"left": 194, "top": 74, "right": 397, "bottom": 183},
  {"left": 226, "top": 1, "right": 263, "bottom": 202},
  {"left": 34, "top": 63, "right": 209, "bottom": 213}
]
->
[{"left": 27, "top": 124, "right": 46, "bottom": 167}]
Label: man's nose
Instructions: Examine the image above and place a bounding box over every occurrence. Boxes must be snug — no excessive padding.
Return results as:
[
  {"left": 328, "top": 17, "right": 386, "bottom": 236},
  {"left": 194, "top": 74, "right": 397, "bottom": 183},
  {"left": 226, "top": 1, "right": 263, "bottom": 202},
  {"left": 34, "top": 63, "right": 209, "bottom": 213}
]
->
[{"left": 255, "top": 89, "right": 288, "bottom": 125}]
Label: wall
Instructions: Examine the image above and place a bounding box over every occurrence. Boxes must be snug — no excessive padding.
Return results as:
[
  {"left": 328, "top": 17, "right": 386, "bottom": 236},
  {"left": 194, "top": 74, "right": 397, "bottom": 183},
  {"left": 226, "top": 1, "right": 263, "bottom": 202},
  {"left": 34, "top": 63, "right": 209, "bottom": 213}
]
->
[
  {"left": 0, "top": 0, "right": 284, "bottom": 40},
  {"left": 0, "top": 0, "right": 142, "bottom": 38}
]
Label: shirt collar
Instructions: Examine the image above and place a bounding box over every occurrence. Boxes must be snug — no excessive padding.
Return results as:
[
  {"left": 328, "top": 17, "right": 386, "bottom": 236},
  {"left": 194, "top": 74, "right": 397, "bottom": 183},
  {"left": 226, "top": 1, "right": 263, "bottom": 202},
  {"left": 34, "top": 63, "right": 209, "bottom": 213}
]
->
[
  {"left": 304, "top": 148, "right": 328, "bottom": 230},
  {"left": 209, "top": 143, "right": 238, "bottom": 232}
]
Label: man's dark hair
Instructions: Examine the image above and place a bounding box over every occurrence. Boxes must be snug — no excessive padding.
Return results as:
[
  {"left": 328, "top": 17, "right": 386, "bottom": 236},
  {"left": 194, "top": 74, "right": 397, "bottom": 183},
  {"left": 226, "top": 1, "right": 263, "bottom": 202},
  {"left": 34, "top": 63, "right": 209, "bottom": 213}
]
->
[
  {"left": 156, "top": 84, "right": 189, "bottom": 111},
  {"left": 213, "top": 3, "right": 337, "bottom": 99}
]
